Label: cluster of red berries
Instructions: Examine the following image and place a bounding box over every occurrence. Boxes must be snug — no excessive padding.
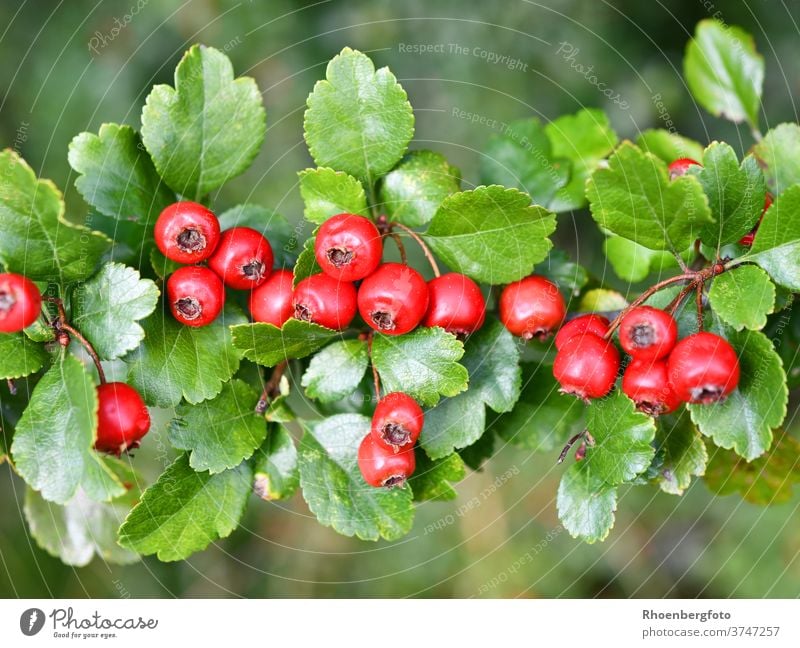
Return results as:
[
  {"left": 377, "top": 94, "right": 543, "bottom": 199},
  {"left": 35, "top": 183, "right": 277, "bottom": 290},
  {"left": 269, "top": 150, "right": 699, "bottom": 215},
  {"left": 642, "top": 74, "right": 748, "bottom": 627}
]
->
[{"left": 667, "top": 157, "right": 772, "bottom": 247}]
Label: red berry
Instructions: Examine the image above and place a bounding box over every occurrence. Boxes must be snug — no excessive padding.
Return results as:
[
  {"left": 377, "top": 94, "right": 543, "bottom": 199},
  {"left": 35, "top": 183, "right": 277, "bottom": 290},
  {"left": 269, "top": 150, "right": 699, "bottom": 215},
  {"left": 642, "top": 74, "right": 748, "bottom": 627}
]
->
[
  {"left": 357, "top": 433, "right": 416, "bottom": 487},
  {"left": 667, "top": 332, "right": 740, "bottom": 404},
  {"left": 622, "top": 359, "right": 681, "bottom": 416},
  {"left": 293, "top": 274, "right": 357, "bottom": 330},
  {"left": 167, "top": 266, "right": 225, "bottom": 327},
  {"left": 357, "top": 263, "right": 429, "bottom": 335},
  {"left": 553, "top": 334, "right": 620, "bottom": 400},
  {"left": 499, "top": 275, "right": 565, "bottom": 340},
  {"left": 668, "top": 157, "right": 701, "bottom": 179},
  {"left": 739, "top": 193, "right": 773, "bottom": 247},
  {"left": 154, "top": 201, "right": 221, "bottom": 264},
  {"left": 618, "top": 306, "right": 677, "bottom": 361},
  {"left": 208, "top": 227, "right": 273, "bottom": 290},
  {"left": 422, "top": 272, "right": 485, "bottom": 336},
  {"left": 370, "top": 392, "right": 424, "bottom": 452},
  {"left": 249, "top": 269, "right": 294, "bottom": 327},
  {"left": 0, "top": 273, "right": 41, "bottom": 333},
  {"left": 554, "top": 314, "right": 610, "bottom": 350},
  {"left": 95, "top": 382, "right": 151, "bottom": 455},
  {"left": 314, "top": 213, "right": 383, "bottom": 282}
]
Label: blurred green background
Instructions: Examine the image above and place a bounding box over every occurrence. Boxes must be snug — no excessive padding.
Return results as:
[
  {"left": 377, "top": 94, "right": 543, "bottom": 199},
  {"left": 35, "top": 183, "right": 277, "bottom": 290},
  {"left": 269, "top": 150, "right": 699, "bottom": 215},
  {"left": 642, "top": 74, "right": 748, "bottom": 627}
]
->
[{"left": 1, "top": 0, "right": 799, "bottom": 598}]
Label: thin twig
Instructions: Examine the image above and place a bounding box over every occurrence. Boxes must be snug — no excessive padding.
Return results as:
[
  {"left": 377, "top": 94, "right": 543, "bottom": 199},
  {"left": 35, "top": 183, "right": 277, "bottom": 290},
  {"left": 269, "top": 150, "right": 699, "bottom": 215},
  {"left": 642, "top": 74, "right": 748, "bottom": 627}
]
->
[
  {"left": 666, "top": 280, "right": 699, "bottom": 315},
  {"left": 256, "top": 360, "right": 288, "bottom": 414},
  {"left": 558, "top": 431, "right": 586, "bottom": 464},
  {"left": 59, "top": 322, "right": 106, "bottom": 384},
  {"left": 391, "top": 222, "right": 441, "bottom": 277},
  {"left": 695, "top": 283, "right": 705, "bottom": 331},
  {"left": 388, "top": 232, "right": 407, "bottom": 265},
  {"left": 604, "top": 274, "right": 694, "bottom": 339},
  {"left": 367, "top": 332, "right": 380, "bottom": 399}
]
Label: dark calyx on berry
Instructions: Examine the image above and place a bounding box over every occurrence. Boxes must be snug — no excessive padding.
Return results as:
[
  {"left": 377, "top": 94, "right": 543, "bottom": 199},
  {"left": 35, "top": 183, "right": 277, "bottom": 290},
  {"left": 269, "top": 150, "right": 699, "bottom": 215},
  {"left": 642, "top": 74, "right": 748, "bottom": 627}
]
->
[
  {"left": 327, "top": 247, "right": 354, "bottom": 267},
  {"left": 175, "top": 297, "right": 202, "bottom": 320},
  {"left": 371, "top": 310, "right": 395, "bottom": 331},
  {"left": 176, "top": 227, "right": 206, "bottom": 252},
  {"left": 630, "top": 323, "right": 656, "bottom": 348},
  {"left": 0, "top": 290, "right": 14, "bottom": 312},
  {"left": 381, "top": 422, "right": 411, "bottom": 447},
  {"left": 294, "top": 304, "right": 312, "bottom": 321},
  {"left": 242, "top": 259, "right": 267, "bottom": 282},
  {"left": 382, "top": 475, "right": 407, "bottom": 488},
  {"left": 690, "top": 384, "right": 726, "bottom": 404}
]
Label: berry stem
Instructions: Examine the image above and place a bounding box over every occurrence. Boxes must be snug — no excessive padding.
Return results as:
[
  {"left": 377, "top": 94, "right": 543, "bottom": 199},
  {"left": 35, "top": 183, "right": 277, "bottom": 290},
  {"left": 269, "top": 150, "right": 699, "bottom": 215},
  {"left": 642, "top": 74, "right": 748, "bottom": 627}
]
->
[
  {"left": 695, "top": 283, "right": 705, "bottom": 331},
  {"left": 45, "top": 296, "right": 107, "bottom": 384},
  {"left": 256, "top": 360, "right": 288, "bottom": 415},
  {"left": 557, "top": 430, "right": 586, "bottom": 464},
  {"left": 390, "top": 222, "right": 441, "bottom": 278},
  {"left": 603, "top": 274, "right": 693, "bottom": 339},
  {"left": 367, "top": 332, "right": 381, "bottom": 399},
  {"left": 388, "top": 232, "right": 408, "bottom": 265}
]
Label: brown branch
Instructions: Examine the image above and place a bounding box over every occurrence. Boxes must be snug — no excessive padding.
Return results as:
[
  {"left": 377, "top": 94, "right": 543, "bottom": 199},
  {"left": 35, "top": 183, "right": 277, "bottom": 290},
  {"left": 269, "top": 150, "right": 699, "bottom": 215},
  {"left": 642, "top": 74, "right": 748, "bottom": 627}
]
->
[
  {"left": 695, "top": 283, "right": 705, "bottom": 331},
  {"left": 388, "top": 232, "right": 408, "bottom": 265},
  {"left": 256, "top": 360, "right": 288, "bottom": 414},
  {"left": 367, "top": 332, "right": 381, "bottom": 399},
  {"left": 59, "top": 322, "right": 106, "bottom": 384},
  {"left": 604, "top": 274, "right": 694, "bottom": 339},
  {"left": 391, "top": 222, "right": 441, "bottom": 277}
]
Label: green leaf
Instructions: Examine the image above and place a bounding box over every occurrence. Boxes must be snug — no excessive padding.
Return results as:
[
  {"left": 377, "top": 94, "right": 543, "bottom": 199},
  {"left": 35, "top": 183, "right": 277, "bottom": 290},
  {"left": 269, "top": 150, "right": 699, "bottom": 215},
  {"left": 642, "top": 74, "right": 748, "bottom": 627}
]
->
[
  {"left": 689, "top": 327, "right": 787, "bottom": 461},
  {"left": 704, "top": 431, "right": 800, "bottom": 505},
  {"left": 709, "top": 265, "right": 775, "bottom": 331},
  {"left": 494, "top": 364, "right": 584, "bottom": 452},
  {"left": 480, "top": 118, "right": 570, "bottom": 207},
  {"left": 298, "top": 167, "right": 368, "bottom": 225},
  {"left": 304, "top": 47, "right": 414, "bottom": 185},
  {"left": 118, "top": 454, "right": 252, "bottom": 561},
  {"left": 11, "top": 354, "right": 125, "bottom": 504},
  {"left": 753, "top": 123, "right": 800, "bottom": 196},
  {"left": 71, "top": 263, "right": 159, "bottom": 360},
  {"left": 0, "top": 333, "right": 48, "bottom": 380},
  {"left": 603, "top": 235, "right": 680, "bottom": 283},
  {"left": 694, "top": 143, "right": 766, "bottom": 248},
  {"left": 292, "top": 236, "right": 321, "bottom": 287},
  {"left": 252, "top": 425, "right": 299, "bottom": 501},
  {"left": 557, "top": 462, "right": 617, "bottom": 544},
  {"left": 149, "top": 246, "right": 183, "bottom": 280},
  {"left": 0, "top": 150, "right": 110, "bottom": 283},
  {"left": 379, "top": 151, "right": 461, "bottom": 227},
  {"left": 423, "top": 186, "right": 556, "bottom": 285},
  {"left": 168, "top": 379, "right": 265, "bottom": 474},
  {"left": 534, "top": 249, "right": 588, "bottom": 299},
  {"left": 231, "top": 319, "right": 338, "bottom": 368},
  {"left": 586, "top": 142, "right": 712, "bottom": 253},
  {"left": 545, "top": 108, "right": 618, "bottom": 212},
  {"left": 127, "top": 304, "right": 247, "bottom": 408},
  {"left": 684, "top": 19, "right": 763, "bottom": 126},
  {"left": 372, "top": 326, "right": 468, "bottom": 407},
  {"left": 636, "top": 129, "right": 705, "bottom": 164},
  {"left": 409, "top": 451, "right": 466, "bottom": 502},
  {"left": 25, "top": 484, "right": 139, "bottom": 567},
  {"left": 578, "top": 288, "right": 627, "bottom": 312},
  {"left": 458, "top": 430, "right": 496, "bottom": 470},
  {"left": 740, "top": 185, "right": 800, "bottom": 290},
  {"left": 68, "top": 123, "right": 174, "bottom": 225},
  {"left": 651, "top": 413, "right": 708, "bottom": 495},
  {"left": 584, "top": 391, "right": 656, "bottom": 485},
  {"left": 421, "top": 320, "right": 520, "bottom": 459},
  {"left": 141, "top": 45, "right": 266, "bottom": 199},
  {"left": 298, "top": 414, "right": 414, "bottom": 541},
  {"left": 301, "top": 339, "right": 368, "bottom": 402},
  {"left": 218, "top": 204, "right": 295, "bottom": 268}
]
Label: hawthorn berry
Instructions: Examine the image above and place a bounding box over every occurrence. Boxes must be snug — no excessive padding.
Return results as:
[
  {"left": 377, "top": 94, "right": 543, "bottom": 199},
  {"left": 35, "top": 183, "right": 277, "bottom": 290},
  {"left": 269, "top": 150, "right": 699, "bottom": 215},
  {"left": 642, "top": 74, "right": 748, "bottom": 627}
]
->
[
  {"left": 554, "top": 313, "right": 610, "bottom": 350},
  {"left": 357, "top": 263, "right": 429, "bottom": 335},
  {"left": 208, "top": 227, "right": 273, "bottom": 290},
  {"left": 293, "top": 273, "right": 357, "bottom": 330},
  {"left": 422, "top": 272, "right": 485, "bottom": 336},
  {"left": 739, "top": 193, "right": 773, "bottom": 247},
  {"left": 622, "top": 359, "right": 681, "bottom": 416},
  {"left": 167, "top": 266, "right": 225, "bottom": 327},
  {"left": 314, "top": 213, "right": 383, "bottom": 282},
  {"left": 370, "top": 392, "right": 424, "bottom": 452},
  {"left": 248, "top": 269, "right": 294, "bottom": 327},
  {"left": 358, "top": 433, "right": 416, "bottom": 488},
  {"left": 668, "top": 157, "right": 701, "bottom": 179},
  {"left": 154, "top": 201, "right": 221, "bottom": 264},
  {"left": 95, "top": 382, "right": 151, "bottom": 455},
  {"left": 553, "top": 333, "right": 620, "bottom": 400},
  {"left": 0, "top": 273, "right": 41, "bottom": 333},
  {"left": 618, "top": 306, "right": 678, "bottom": 361},
  {"left": 667, "top": 332, "right": 740, "bottom": 404},
  {"left": 499, "top": 275, "right": 565, "bottom": 340}
]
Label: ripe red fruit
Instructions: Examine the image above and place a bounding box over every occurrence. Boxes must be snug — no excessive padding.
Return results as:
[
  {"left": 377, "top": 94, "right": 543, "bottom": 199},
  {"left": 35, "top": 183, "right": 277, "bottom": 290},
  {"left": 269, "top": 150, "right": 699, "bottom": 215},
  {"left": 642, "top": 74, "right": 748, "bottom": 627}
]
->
[
  {"left": 422, "top": 272, "right": 485, "bottom": 335},
  {"left": 208, "top": 227, "right": 273, "bottom": 290},
  {"left": 357, "top": 263, "right": 429, "bottom": 335},
  {"left": 553, "top": 333, "right": 620, "bottom": 400},
  {"left": 667, "top": 332, "right": 740, "bottom": 404},
  {"left": 0, "top": 273, "right": 41, "bottom": 333},
  {"left": 95, "top": 382, "right": 151, "bottom": 455},
  {"left": 167, "top": 266, "right": 225, "bottom": 327},
  {"left": 618, "top": 306, "right": 678, "bottom": 361},
  {"left": 293, "top": 274, "right": 357, "bottom": 330},
  {"left": 554, "top": 314, "right": 610, "bottom": 350},
  {"left": 739, "top": 193, "right": 773, "bottom": 247},
  {"left": 249, "top": 269, "right": 294, "bottom": 327},
  {"left": 622, "top": 359, "right": 681, "bottom": 416},
  {"left": 370, "top": 392, "right": 424, "bottom": 452},
  {"left": 358, "top": 433, "right": 416, "bottom": 488},
  {"left": 314, "top": 213, "right": 383, "bottom": 282},
  {"left": 499, "top": 275, "right": 565, "bottom": 340},
  {"left": 154, "top": 201, "right": 221, "bottom": 264},
  {"left": 668, "top": 157, "right": 701, "bottom": 179}
]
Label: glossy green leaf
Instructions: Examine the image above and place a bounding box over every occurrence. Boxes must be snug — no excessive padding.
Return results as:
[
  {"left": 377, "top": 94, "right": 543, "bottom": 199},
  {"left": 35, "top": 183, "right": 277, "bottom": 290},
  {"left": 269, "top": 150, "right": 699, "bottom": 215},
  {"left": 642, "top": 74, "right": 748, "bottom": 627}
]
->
[
  {"left": 557, "top": 462, "right": 617, "bottom": 544},
  {"left": 753, "top": 123, "right": 800, "bottom": 196},
  {"left": 709, "top": 265, "right": 775, "bottom": 331},
  {"left": 301, "top": 339, "right": 368, "bottom": 402},
  {"left": 231, "top": 319, "right": 339, "bottom": 368},
  {"left": 252, "top": 425, "right": 299, "bottom": 501},
  {"left": 603, "top": 235, "right": 680, "bottom": 283},
  {"left": 636, "top": 129, "right": 705, "bottom": 164},
  {"left": 298, "top": 167, "right": 368, "bottom": 225},
  {"left": 534, "top": 249, "right": 588, "bottom": 299},
  {"left": 292, "top": 236, "right": 321, "bottom": 287},
  {"left": 651, "top": 413, "right": 708, "bottom": 495},
  {"left": 0, "top": 333, "right": 48, "bottom": 380},
  {"left": 409, "top": 451, "right": 466, "bottom": 502},
  {"left": 218, "top": 204, "right": 295, "bottom": 269}
]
